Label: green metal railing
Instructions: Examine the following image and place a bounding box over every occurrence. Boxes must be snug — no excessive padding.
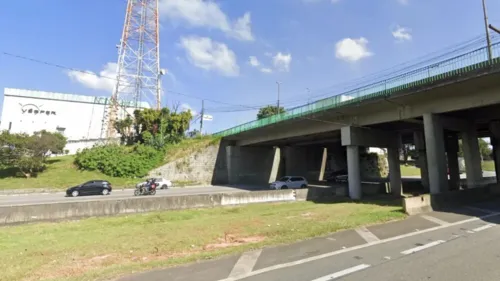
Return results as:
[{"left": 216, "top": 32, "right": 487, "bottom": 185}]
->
[{"left": 215, "top": 43, "right": 500, "bottom": 137}]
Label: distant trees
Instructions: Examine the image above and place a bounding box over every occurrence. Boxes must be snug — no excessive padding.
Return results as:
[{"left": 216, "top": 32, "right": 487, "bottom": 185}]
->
[
  {"left": 0, "top": 130, "right": 67, "bottom": 177},
  {"left": 257, "top": 105, "right": 286, "bottom": 120},
  {"left": 458, "top": 138, "right": 492, "bottom": 160}
]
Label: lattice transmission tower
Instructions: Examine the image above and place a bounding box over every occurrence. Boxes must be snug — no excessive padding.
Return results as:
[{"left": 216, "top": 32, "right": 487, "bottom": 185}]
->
[{"left": 101, "top": 0, "right": 163, "bottom": 141}]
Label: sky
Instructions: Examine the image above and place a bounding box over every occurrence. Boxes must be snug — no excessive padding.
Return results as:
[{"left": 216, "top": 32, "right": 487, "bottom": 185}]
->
[{"left": 1, "top": 0, "right": 500, "bottom": 134}]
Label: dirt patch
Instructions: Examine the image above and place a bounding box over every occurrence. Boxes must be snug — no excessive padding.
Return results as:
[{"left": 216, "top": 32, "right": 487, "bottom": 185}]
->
[{"left": 204, "top": 235, "right": 266, "bottom": 250}]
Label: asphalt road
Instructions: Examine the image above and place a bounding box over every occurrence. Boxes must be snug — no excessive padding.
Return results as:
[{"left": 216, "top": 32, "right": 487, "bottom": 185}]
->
[
  {"left": 0, "top": 185, "right": 263, "bottom": 207},
  {"left": 121, "top": 200, "right": 500, "bottom": 281}
]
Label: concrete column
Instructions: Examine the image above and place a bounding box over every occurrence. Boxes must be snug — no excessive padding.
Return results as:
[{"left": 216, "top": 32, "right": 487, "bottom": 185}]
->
[
  {"left": 489, "top": 121, "right": 500, "bottom": 183},
  {"left": 347, "top": 145, "right": 362, "bottom": 200},
  {"left": 318, "top": 147, "right": 328, "bottom": 181},
  {"left": 445, "top": 134, "right": 460, "bottom": 191},
  {"left": 387, "top": 147, "right": 402, "bottom": 196},
  {"left": 413, "top": 131, "right": 429, "bottom": 191},
  {"left": 268, "top": 146, "right": 281, "bottom": 184},
  {"left": 423, "top": 113, "right": 448, "bottom": 194},
  {"left": 225, "top": 145, "right": 241, "bottom": 185},
  {"left": 461, "top": 128, "right": 482, "bottom": 188}
]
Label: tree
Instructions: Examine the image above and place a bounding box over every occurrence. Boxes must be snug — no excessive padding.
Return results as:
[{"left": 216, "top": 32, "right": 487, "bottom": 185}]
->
[
  {"left": 0, "top": 130, "right": 67, "bottom": 177},
  {"left": 257, "top": 105, "right": 286, "bottom": 120}
]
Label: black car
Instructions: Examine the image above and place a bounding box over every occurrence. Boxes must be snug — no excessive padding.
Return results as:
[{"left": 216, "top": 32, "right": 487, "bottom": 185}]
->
[{"left": 66, "top": 180, "right": 112, "bottom": 197}]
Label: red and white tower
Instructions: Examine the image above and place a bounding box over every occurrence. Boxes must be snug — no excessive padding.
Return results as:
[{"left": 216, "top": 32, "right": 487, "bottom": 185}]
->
[{"left": 102, "top": 0, "right": 162, "bottom": 140}]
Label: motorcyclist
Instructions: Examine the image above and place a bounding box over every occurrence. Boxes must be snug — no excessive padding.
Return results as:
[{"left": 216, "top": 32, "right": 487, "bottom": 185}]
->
[{"left": 144, "top": 179, "right": 152, "bottom": 194}]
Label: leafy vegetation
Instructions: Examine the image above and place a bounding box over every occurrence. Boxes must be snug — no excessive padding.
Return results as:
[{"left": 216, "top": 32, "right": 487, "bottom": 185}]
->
[
  {"left": 257, "top": 105, "right": 286, "bottom": 119},
  {"left": 0, "top": 200, "right": 405, "bottom": 281},
  {"left": 76, "top": 107, "right": 193, "bottom": 178},
  {"left": 0, "top": 130, "right": 67, "bottom": 178}
]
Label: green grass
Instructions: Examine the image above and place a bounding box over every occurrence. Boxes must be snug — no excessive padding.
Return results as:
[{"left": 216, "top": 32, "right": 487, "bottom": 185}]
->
[
  {"left": 0, "top": 200, "right": 405, "bottom": 281},
  {"left": 400, "top": 164, "right": 421, "bottom": 177},
  {"left": 482, "top": 160, "right": 495, "bottom": 172},
  {"left": 0, "top": 156, "right": 138, "bottom": 191},
  {"left": 163, "top": 136, "right": 220, "bottom": 164}
]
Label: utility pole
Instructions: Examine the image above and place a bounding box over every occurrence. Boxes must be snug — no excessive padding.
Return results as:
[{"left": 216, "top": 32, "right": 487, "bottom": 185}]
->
[
  {"left": 306, "top": 88, "right": 311, "bottom": 104},
  {"left": 276, "top": 81, "right": 281, "bottom": 110},
  {"left": 199, "top": 100, "right": 204, "bottom": 134},
  {"left": 482, "top": 0, "right": 493, "bottom": 62}
]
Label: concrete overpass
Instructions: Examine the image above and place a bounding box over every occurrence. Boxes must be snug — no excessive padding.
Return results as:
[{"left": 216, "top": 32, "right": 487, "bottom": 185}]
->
[{"left": 213, "top": 43, "right": 500, "bottom": 200}]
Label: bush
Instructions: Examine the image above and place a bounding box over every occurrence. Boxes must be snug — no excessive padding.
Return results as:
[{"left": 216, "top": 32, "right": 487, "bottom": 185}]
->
[{"left": 74, "top": 144, "right": 165, "bottom": 178}]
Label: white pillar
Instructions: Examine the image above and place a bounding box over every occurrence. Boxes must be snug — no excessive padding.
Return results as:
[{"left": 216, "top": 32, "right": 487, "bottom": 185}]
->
[
  {"left": 268, "top": 146, "right": 281, "bottom": 184},
  {"left": 388, "top": 147, "right": 402, "bottom": 196},
  {"left": 461, "top": 128, "right": 482, "bottom": 188},
  {"left": 489, "top": 121, "right": 500, "bottom": 183},
  {"left": 413, "top": 131, "right": 429, "bottom": 191},
  {"left": 347, "top": 145, "right": 362, "bottom": 200},
  {"left": 423, "top": 113, "right": 448, "bottom": 194},
  {"left": 318, "top": 147, "right": 328, "bottom": 181}
]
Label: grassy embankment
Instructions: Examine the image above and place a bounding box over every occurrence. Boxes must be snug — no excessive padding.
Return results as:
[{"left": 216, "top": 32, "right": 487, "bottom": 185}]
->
[
  {"left": 0, "top": 199, "right": 405, "bottom": 281},
  {"left": 0, "top": 136, "right": 219, "bottom": 191}
]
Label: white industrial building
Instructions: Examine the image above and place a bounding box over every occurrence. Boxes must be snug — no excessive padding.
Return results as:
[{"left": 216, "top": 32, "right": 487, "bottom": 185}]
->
[{"left": 0, "top": 88, "right": 150, "bottom": 154}]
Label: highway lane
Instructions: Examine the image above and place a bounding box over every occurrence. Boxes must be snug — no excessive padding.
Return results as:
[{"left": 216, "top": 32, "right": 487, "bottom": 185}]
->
[{"left": 0, "top": 185, "right": 264, "bottom": 207}]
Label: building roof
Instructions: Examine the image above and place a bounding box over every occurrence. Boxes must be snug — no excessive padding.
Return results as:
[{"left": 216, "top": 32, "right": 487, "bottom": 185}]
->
[{"left": 4, "top": 88, "right": 150, "bottom": 108}]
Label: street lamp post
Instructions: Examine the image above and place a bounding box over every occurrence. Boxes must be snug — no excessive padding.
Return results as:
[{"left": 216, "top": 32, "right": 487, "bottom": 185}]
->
[
  {"left": 482, "top": 0, "right": 493, "bottom": 62},
  {"left": 276, "top": 81, "right": 281, "bottom": 110}
]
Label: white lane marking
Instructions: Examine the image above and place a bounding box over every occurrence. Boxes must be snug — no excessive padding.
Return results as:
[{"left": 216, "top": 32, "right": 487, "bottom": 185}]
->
[
  {"left": 355, "top": 226, "right": 380, "bottom": 243},
  {"left": 420, "top": 215, "right": 449, "bottom": 226},
  {"left": 310, "top": 264, "right": 371, "bottom": 281},
  {"left": 464, "top": 206, "right": 496, "bottom": 214},
  {"left": 228, "top": 249, "right": 262, "bottom": 278},
  {"left": 218, "top": 211, "right": 500, "bottom": 281},
  {"left": 400, "top": 240, "right": 446, "bottom": 255},
  {"left": 472, "top": 224, "right": 495, "bottom": 232}
]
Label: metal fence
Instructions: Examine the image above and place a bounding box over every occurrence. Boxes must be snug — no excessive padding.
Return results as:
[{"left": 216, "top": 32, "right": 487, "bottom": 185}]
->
[{"left": 215, "top": 42, "right": 500, "bottom": 137}]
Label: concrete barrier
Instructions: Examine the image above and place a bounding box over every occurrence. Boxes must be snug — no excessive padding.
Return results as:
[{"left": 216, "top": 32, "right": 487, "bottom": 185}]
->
[
  {"left": 403, "top": 184, "right": 500, "bottom": 215},
  {"left": 221, "top": 190, "right": 295, "bottom": 206}
]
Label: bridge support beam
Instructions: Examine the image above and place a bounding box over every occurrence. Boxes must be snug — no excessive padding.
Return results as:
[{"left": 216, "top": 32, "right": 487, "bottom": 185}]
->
[
  {"left": 318, "top": 147, "right": 328, "bottom": 181},
  {"left": 414, "top": 131, "right": 429, "bottom": 191},
  {"left": 461, "top": 128, "right": 483, "bottom": 188},
  {"left": 446, "top": 133, "right": 461, "bottom": 191},
  {"left": 423, "top": 113, "right": 448, "bottom": 194},
  {"left": 387, "top": 147, "right": 402, "bottom": 196},
  {"left": 346, "top": 145, "right": 362, "bottom": 200},
  {"left": 489, "top": 121, "right": 500, "bottom": 184}
]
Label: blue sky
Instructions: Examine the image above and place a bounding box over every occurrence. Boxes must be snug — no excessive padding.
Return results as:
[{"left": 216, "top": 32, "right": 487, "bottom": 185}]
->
[{"left": 1, "top": 0, "right": 499, "bottom": 134}]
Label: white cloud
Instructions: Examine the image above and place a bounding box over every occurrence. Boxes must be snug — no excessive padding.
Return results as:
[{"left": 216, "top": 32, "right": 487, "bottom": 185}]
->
[
  {"left": 159, "top": 0, "right": 254, "bottom": 41},
  {"left": 260, "top": 67, "right": 273, "bottom": 73},
  {"left": 273, "top": 52, "right": 292, "bottom": 72},
  {"left": 180, "top": 36, "right": 239, "bottom": 77},
  {"left": 335, "top": 37, "right": 373, "bottom": 62},
  {"left": 67, "top": 62, "right": 117, "bottom": 92},
  {"left": 392, "top": 25, "right": 412, "bottom": 41},
  {"left": 180, "top": 103, "right": 197, "bottom": 116},
  {"left": 248, "top": 56, "right": 260, "bottom": 67}
]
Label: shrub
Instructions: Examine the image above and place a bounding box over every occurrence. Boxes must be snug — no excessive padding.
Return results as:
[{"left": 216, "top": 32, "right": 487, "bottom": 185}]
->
[{"left": 74, "top": 144, "right": 165, "bottom": 178}]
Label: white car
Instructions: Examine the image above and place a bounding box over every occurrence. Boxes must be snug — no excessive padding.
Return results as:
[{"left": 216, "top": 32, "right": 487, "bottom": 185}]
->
[
  {"left": 137, "top": 178, "right": 173, "bottom": 189},
  {"left": 270, "top": 176, "right": 308, "bottom": 190}
]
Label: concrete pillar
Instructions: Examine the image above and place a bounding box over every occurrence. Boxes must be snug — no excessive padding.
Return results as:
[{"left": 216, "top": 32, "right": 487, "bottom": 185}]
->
[
  {"left": 423, "top": 113, "right": 448, "bottom": 194},
  {"left": 387, "top": 147, "right": 402, "bottom": 196},
  {"left": 445, "top": 134, "right": 460, "bottom": 191},
  {"left": 318, "top": 147, "right": 328, "bottom": 181},
  {"left": 347, "top": 145, "right": 362, "bottom": 200},
  {"left": 413, "top": 131, "right": 429, "bottom": 190},
  {"left": 226, "top": 145, "right": 240, "bottom": 185},
  {"left": 461, "top": 128, "right": 482, "bottom": 188},
  {"left": 489, "top": 121, "right": 500, "bottom": 183},
  {"left": 268, "top": 146, "right": 281, "bottom": 183}
]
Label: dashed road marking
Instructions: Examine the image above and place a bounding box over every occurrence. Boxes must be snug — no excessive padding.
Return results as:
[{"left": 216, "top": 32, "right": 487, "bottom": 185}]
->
[
  {"left": 355, "top": 226, "right": 380, "bottom": 243},
  {"left": 310, "top": 264, "right": 371, "bottom": 281},
  {"left": 472, "top": 224, "right": 495, "bottom": 232},
  {"left": 228, "top": 249, "right": 262, "bottom": 278},
  {"left": 400, "top": 240, "right": 446, "bottom": 255},
  {"left": 420, "top": 215, "right": 449, "bottom": 226}
]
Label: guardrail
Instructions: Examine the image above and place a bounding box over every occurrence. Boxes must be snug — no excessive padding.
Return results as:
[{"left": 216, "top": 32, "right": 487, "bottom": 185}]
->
[{"left": 216, "top": 43, "right": 500, "bottom": 137}]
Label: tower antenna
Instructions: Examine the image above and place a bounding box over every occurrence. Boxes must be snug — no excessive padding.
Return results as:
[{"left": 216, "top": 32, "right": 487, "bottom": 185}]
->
[{"left": 101, "top": 0, "right": 162, "bottom": 141}]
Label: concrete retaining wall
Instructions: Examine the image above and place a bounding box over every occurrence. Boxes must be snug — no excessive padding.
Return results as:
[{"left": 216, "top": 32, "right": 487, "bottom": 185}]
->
[{"left": 0, "top": 189, "right": 322, "bottom": 225}]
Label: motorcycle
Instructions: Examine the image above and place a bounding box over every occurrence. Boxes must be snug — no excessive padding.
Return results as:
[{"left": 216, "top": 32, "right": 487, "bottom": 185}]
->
[{"left": 134, "top": 180, "right": 157, "bottom": 196}]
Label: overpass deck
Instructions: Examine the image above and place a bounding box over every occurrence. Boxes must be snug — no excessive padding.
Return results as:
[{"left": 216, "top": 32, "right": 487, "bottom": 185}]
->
[{"left": 216, "top": 42, "right": 500, "bottom": 139}]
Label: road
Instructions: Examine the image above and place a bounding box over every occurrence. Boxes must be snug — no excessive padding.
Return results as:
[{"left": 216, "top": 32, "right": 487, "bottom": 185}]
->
[
  {"left": 120, "top": 200, "right": 500, "bottom": 281},
  {"left": 0, "top": 185, "right": 263, "bottom": 207}
]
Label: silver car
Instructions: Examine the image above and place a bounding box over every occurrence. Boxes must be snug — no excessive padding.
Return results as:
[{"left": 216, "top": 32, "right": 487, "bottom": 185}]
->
[{"left": 270, "top": 176, "right": 308, "bottom": 190}]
